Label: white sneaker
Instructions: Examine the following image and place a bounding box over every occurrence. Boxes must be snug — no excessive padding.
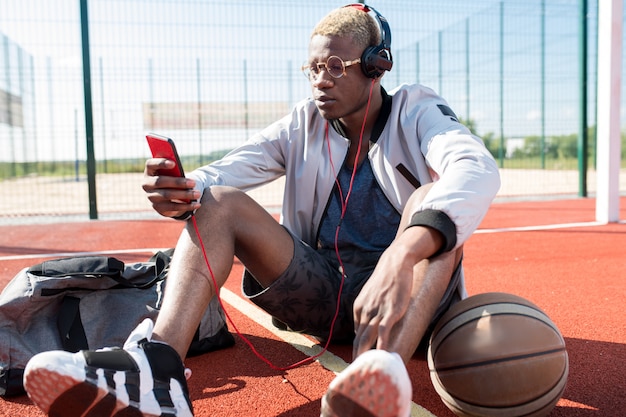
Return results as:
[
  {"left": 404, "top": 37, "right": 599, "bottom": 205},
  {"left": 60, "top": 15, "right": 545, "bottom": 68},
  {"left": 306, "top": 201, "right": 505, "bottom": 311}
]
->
[
  {"left": 23, "top": 319, "right": 193, "bottom": 417},
  {"left": 320, "top": 349, "right": 412, "bottom": 417}
]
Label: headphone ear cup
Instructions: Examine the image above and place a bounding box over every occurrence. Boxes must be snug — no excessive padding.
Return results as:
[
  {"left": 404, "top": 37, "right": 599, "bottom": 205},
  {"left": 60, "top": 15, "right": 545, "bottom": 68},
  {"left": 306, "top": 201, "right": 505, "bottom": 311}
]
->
[{"left": 361, "top": 46, "right": 393, "bottom": 78}]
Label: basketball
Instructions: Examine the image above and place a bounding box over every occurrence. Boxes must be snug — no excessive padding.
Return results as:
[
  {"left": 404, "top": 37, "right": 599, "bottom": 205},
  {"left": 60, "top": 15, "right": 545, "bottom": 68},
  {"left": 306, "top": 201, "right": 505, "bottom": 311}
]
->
[{"left": 427, "top": 292, "right": 569, "bottom": 417}]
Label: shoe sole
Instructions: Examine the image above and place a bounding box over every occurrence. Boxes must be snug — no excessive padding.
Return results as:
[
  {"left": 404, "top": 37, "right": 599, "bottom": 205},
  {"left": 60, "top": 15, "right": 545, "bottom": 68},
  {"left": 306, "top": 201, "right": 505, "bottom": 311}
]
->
[
  {"left": 322, "top": 365, "right": 404, "bottom": 417},
  {"left": 25, "top": 367, "right": 158, "bottom": 417},
  {"left": 321, "top": 350, "right": 412, "bottom": 417}
]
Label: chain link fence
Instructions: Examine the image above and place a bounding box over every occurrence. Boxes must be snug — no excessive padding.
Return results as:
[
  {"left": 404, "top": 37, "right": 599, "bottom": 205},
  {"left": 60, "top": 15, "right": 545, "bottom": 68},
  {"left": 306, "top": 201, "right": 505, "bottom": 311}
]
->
[{"left": 1, "top": 0, "right": 624, "bottom": 223}]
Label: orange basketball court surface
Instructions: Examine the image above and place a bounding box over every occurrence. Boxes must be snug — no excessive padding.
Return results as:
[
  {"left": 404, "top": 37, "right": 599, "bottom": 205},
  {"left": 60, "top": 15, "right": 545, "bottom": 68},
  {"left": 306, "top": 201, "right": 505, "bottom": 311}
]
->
[{"left": 0, "top": 197, "right": 624, "bottom": 416}]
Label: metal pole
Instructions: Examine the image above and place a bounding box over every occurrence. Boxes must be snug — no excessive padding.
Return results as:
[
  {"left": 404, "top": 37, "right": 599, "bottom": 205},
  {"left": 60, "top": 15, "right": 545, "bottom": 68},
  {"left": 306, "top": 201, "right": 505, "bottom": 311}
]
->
[
  {"left": 415, "top": 42, "right": 420, "bottom": 85},
  {"left": 539, "top": 0, "right": 546, "bottom": 169},
  {"left": 243, "top": 59, "right": 249, "bottom": 139},
  {"left": 99, "top": 57, "right": 107, "bottom": 173},
  {"left": 47, "top": 57, "right": 55, "bottom": 169},
  {"left": 79, "top": 0, "right": 98, "bottom": 219},
  {"left": 149, "top": 59, "right": 154, "bottom": 130},
  {"left": 438, "top": 31, "right": 443, "bottom": 95},
  {"left": 3, "top": 34, "right": 16, "bottom": 177},
  {"left": 30, "top": 55, "right": 37, "bottom": 174},
  {"left": 75, "top": 108, "right": 79, "bottom": 182},
  {"left": 19, "top": 48, "right": 27, "bottom": 175},
  {"left": 287, "top": 59, "right": 293, "bottom": 109},
  {"left": 465, "top": 18, "right": 470, "bottom": 122},
  {"left": 498, "top": 1, "right": 505, "bottom": 167},
  {"left": 578, "top": 0, "right": 588, "bottom": 197},
  {"left": 595, "top": 0, "right": 623, "bottom": 222},
  {"left": 197, "top": 58, "right": 203, "bottom": 165}
]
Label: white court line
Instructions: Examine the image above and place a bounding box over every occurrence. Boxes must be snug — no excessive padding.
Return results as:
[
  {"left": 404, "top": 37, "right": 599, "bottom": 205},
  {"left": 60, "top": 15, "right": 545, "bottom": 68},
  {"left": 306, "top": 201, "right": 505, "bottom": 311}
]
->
[
  {"left": 0, "top": 248, "right": 168, "bottom": 262},
  {"left": 1, "top": 220, "right": 618, "bottom": 262},
  {"left": 475, "top": 220, "right": 610, "bottom": 234},
  {"left": 219, "top": 288, "right": 436, "bottom": 417}
]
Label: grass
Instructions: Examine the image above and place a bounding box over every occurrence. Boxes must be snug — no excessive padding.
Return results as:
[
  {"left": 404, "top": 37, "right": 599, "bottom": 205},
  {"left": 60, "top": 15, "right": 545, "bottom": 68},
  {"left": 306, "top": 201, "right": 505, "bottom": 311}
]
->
[
  {"left": 0, "top": 150, "right": 231, "bottom": 181},
  {"left": 0, "top": 154, "right": 621, "bottom": 182}
]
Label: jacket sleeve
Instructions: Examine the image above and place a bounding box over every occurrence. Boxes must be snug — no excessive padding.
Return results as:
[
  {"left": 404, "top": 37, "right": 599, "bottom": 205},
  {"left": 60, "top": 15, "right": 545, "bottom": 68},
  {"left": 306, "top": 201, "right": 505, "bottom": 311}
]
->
[
  {"left": 187, "top": 115, "right": 293, "bottom": 197},
  {"left": 410, "top": 94, "right": 501, "bottom": 251}
]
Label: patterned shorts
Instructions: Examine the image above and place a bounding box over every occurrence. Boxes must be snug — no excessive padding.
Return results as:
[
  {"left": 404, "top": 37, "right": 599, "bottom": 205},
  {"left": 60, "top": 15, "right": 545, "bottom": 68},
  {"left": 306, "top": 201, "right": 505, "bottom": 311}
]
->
[{"left": 242, "top": 229, "right": 462, "bottom": 344}]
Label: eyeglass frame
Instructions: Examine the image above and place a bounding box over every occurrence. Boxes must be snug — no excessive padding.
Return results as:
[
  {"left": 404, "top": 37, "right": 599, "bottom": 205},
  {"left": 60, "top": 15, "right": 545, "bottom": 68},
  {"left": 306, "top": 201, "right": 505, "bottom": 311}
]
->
[{"left": 302, "top": 56, "right": 362, "bottom": 80}]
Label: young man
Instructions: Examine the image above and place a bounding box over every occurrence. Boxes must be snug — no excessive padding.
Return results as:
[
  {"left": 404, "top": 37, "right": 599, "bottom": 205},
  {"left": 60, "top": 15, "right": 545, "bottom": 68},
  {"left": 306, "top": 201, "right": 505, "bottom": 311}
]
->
[{"left": 23, "top": 4, "right": 500, "bottom": 417}]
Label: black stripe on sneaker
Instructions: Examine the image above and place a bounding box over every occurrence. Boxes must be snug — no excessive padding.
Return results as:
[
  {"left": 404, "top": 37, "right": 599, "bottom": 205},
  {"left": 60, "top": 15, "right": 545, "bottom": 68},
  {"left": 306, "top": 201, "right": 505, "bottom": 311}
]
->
[
  {"left": 83, "top": 348, "right": 139, "bottom": 372},
  {"left": 153, "top": 379, "right": 175, "bottom": 408},
  {"left": 125, "top": 369, "right": 141, "bottom": 405},
  {"left": 104, "top": 369, "right": 116, "bottom": 392},
  {"left": 85, "top": 365, "right": 99, "bottom": 384},
  {"left": 140, "top": 340, "right": 193, "bottom": 412}
]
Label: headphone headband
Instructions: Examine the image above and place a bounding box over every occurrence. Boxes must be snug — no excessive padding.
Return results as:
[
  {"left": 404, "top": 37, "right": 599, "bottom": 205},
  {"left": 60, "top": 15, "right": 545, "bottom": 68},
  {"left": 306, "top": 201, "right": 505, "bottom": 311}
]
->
[{"left": 343, "top": 3, "right": 393, "bottom": 78}]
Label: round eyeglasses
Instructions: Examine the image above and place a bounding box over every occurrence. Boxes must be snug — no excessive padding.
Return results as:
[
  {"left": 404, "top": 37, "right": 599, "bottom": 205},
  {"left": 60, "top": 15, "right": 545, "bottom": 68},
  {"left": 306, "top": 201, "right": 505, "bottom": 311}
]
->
[{"left": 302, "top": 56, "right": 362, "bottom": 80}]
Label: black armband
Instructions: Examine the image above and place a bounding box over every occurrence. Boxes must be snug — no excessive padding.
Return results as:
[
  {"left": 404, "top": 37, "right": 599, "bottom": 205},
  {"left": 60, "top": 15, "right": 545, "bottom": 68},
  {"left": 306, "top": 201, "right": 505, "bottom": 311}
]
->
[{"left": 405, "top": 209, "right": 457, "bottom": 256}]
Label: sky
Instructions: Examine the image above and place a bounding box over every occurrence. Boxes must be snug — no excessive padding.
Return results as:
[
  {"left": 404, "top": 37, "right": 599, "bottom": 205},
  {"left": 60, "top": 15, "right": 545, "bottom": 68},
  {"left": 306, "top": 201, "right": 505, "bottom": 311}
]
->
[{"left": 0, "top": 0, "right": 623, "bottom": 163}]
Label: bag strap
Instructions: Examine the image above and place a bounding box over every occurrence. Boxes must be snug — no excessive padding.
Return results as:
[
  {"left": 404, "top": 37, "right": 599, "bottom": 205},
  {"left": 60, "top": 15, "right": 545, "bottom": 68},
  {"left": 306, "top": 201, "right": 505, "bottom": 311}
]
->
[
  {"left": 108, "top": 251, "right": 171, "bottom": 289},
  {"left": 29, "top": 256, "right": 125, "bottom": 278},
  {"left": 31, "top": 252, "right": 170, "bottom": 290},
  {"left": 57, "top": 296, "right": 89, "bottom": 352}
]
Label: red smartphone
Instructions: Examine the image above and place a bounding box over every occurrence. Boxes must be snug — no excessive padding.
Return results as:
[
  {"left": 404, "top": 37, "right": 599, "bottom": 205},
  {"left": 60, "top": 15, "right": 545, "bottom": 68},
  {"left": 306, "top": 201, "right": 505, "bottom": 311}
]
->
[
  {"left": 146, "top": 133, "right": 195, "bottom": 205},
  {"left": 146, "top": 133, "right": 186, "bottom": 178}
]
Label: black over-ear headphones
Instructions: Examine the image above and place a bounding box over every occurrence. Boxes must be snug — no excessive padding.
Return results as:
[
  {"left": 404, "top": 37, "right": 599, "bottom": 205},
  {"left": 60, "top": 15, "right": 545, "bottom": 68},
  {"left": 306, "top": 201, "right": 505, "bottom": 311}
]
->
[{"left": 344, "top": 3, "right": 393, "bottom": 78}]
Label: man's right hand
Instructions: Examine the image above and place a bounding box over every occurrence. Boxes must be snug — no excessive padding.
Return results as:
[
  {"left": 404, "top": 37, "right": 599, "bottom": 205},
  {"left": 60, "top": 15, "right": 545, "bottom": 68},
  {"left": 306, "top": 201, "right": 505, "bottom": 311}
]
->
[{"left": 142, "top": 158, "right": 201, "bottom": 219}]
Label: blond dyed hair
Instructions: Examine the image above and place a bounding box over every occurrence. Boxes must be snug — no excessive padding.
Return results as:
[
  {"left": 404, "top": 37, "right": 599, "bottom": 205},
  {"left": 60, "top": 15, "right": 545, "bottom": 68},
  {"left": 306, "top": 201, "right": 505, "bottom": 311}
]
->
[{"left": 311, "top": 6, "right": 381, "bottom": 51}]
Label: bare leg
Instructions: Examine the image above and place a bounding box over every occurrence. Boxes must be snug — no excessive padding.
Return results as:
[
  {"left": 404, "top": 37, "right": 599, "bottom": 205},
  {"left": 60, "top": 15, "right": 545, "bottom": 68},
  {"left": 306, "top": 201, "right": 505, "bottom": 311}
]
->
[
  {"left": 151, "top": 186, "right": 294, "bottom": 358},
  {"left": 386, "top": 248, "right": 462, "bottom": 362},
  {"left": 386, "top": 184, "right": 463, "bottom": 363}
]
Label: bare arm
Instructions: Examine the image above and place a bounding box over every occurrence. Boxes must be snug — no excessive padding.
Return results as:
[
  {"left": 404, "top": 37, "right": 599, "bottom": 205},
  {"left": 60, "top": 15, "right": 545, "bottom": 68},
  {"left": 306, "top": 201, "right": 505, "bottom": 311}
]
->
[{"left": 352, "top": 225, "right": 444, "bottom": 359}]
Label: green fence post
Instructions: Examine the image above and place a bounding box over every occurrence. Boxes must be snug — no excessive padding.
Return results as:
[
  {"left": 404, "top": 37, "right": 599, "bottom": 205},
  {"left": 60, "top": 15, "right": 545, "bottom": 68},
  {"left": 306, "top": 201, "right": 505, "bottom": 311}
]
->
[{"left": 80, "top": 0, "right": 98, "bottom": 219}]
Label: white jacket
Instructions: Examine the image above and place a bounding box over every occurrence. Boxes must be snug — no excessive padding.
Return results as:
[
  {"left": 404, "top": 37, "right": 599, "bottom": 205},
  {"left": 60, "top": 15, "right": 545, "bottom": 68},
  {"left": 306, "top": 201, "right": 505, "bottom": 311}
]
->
[{"left": 189, "top": 83, "right": 500, "bottom": 251}]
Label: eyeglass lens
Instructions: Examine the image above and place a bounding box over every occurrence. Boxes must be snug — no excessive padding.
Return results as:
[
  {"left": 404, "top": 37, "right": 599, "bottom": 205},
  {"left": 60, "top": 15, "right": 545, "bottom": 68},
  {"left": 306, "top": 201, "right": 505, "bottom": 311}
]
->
[
  {"left": 325, "top": 56, "right": 345, "bottom": 78},
  {"left": 304, "top": 56, "right": 347, "bottom": 79}
]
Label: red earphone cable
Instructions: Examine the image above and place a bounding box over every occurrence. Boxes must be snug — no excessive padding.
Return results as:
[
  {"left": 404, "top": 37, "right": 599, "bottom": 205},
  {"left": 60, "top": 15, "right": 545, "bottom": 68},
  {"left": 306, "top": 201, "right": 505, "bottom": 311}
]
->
[{"left": 191, "top": 78, "right": 377, "bottom": 371}]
